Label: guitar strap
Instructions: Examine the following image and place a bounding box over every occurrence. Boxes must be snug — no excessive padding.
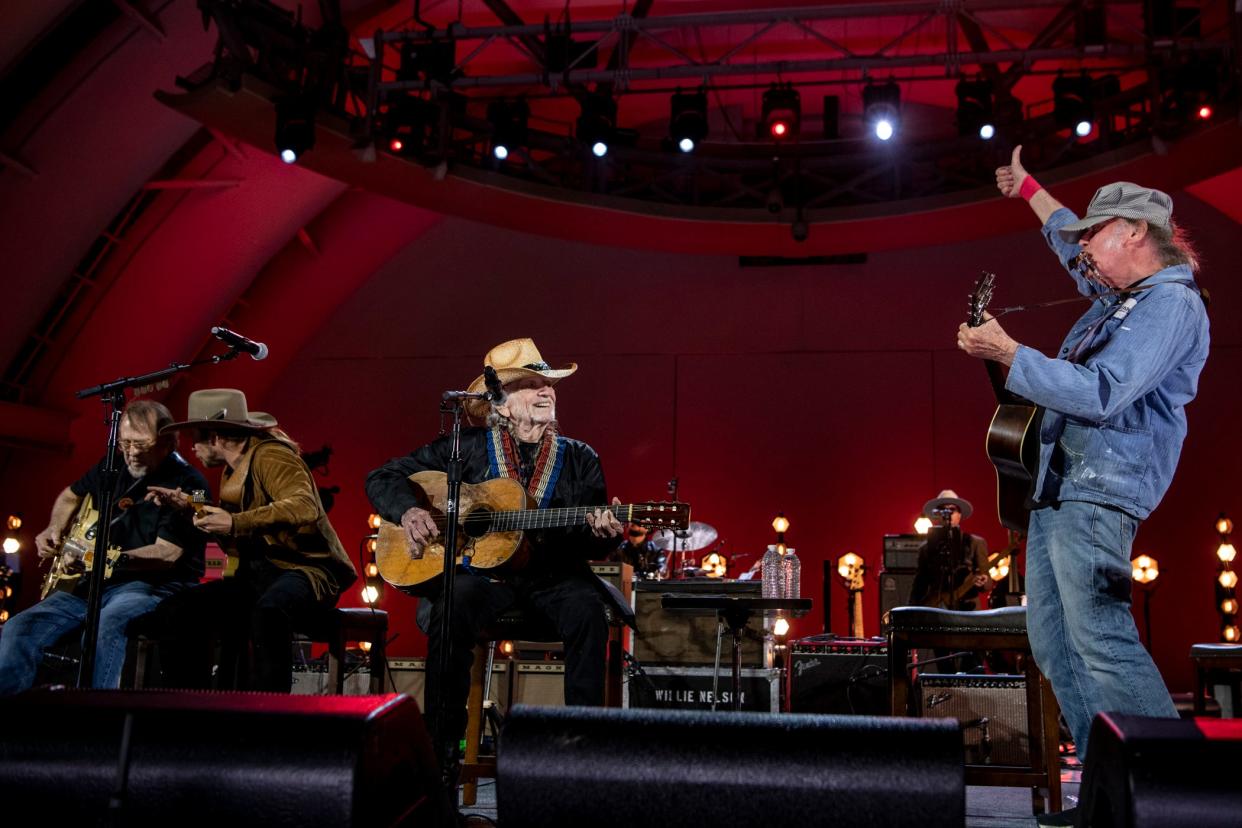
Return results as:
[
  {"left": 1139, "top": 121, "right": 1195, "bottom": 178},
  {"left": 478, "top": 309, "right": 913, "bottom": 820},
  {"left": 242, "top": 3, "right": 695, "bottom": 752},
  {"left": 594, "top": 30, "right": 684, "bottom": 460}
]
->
[{"left": 486, "top": 426, "right": 566, "bottom": 509}]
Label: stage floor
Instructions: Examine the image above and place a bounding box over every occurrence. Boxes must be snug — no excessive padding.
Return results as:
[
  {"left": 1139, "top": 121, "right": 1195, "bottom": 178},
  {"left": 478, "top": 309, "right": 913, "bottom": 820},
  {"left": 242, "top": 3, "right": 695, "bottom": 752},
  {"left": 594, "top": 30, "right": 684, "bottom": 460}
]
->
[{"left": 459, "top": 771, "right": 1083, "bottom": 826}]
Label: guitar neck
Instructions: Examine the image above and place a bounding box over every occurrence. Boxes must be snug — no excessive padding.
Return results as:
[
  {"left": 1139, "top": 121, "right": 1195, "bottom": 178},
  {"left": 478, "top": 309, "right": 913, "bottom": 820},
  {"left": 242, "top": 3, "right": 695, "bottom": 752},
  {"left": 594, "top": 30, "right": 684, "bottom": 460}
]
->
[{"left": 489, "top": 503, "right": 636, "bottom": 532}]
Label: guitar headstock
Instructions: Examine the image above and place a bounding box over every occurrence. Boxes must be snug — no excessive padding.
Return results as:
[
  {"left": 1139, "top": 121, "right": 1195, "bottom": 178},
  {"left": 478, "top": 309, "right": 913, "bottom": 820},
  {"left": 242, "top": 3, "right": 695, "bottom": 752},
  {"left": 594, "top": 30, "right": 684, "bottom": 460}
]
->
[
  {"left": 968, "top": 271, "right": 996, "bottom": 328},
  {"left": 629, "top": 502, "right": 691, "bottom": 531},
  {"left": 838, "top": 553, "right": 866, "bottom": 592}
]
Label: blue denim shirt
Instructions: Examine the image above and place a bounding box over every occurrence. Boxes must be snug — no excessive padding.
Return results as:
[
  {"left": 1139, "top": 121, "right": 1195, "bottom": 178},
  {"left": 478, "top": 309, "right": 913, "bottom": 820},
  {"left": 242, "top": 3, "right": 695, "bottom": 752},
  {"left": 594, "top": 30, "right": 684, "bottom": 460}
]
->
[{"left": 1005, "top": 208, "right": 1209, "bottom": 520}]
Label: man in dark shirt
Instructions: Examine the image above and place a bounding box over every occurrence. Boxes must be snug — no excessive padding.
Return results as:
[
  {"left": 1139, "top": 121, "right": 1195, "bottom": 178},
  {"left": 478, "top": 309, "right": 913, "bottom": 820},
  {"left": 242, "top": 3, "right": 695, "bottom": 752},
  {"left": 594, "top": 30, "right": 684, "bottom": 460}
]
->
[
  {"left": 366, "top": 338, "right": 624, "bottom": 752},
  {"left": 0, "top": 400, "right": 207, "bottom": 692},
  {"left": 909, "top": 489, "right": 990, "bottom": 610}
]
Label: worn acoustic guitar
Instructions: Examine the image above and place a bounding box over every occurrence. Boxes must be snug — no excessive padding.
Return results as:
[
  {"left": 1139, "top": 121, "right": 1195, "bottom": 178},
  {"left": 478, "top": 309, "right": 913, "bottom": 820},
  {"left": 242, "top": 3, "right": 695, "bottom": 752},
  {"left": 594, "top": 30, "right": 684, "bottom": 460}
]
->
[
  {"left": 374, "top": 470, "right": 691, "bottom": 591},
  {"left": 969, "top": 272, "right": 1043, "bottom": 532}
]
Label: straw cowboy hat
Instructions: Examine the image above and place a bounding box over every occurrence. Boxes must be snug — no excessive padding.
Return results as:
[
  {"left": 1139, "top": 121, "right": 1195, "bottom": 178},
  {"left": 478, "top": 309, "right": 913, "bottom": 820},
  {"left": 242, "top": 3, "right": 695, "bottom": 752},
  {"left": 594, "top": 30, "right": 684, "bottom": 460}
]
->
[
  {"left": 465, "top": 338, "right": 577, "bottom": 419},
  {"left": 922, "top": 489, "right": 973, "bottom": 519},
  {"left": 161, "top": 388, "right": 277, "bottom": 433}
]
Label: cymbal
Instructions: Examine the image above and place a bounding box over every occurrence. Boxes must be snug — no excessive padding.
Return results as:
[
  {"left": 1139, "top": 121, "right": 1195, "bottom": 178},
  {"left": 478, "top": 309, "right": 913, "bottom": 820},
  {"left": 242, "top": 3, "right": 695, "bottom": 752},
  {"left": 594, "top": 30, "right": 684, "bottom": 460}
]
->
[{"left": 650, "top": 521, "right": 718, "bottom": 552}]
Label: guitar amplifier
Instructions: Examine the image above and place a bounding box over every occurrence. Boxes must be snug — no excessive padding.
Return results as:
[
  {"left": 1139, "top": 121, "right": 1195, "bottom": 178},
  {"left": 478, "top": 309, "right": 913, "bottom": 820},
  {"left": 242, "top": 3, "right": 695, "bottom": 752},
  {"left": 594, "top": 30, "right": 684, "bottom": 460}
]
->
[
  {"left": 632, "top": 579, "right": 767, "bottom": 668},
  {"left": 789, "top": 635, "right": 889, "bottom": 715},
  {"left": 915, "top": 673, "right": 1029, "bottom": 766},
  {"left": 883, "top": 534, "right": 924, "bottom": 570},
  {"left": 879, "top": 567, "right": 917, "bottom": 627},
  {"left": 387, "top": 658, "right": 511, "bottom": 712}
]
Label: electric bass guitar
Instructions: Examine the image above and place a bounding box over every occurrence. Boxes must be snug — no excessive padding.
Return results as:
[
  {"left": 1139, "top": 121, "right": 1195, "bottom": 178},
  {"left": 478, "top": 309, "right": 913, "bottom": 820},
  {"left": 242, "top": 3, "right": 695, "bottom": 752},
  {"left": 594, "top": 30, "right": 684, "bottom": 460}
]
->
[
  {"left": 40, "top": 494, "right": 122, "bottom": 599},
  {"left": 969, "top": 272, "right": 1043, "bottom": 532},
  {"left": 374, "top": 471, "right": 691, "bottom": 591}
]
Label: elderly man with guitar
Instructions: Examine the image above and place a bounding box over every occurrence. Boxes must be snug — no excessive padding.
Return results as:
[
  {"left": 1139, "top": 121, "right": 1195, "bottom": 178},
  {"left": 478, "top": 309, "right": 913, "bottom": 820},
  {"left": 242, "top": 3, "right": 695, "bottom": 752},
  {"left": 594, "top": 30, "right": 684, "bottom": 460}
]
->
[
  {"left": 367, "top": 338, "right": 685, "bottom": 765},
  {"left": 0, "top": 400, "right": 207, "bottom": 693},
  {"left": 957, "top": 147, "right": 1209, "bottom": 799}
]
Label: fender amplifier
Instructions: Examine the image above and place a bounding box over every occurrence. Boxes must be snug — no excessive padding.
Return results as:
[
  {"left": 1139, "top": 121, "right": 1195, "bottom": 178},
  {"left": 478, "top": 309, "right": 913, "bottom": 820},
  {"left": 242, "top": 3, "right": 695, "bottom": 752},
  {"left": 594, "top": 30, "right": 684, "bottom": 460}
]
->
[
  {"left": 789, "top": 636, "right": 888, "bottom": 715},
  {"left": 916, "top": 673, "right": 1029, "bottom": 766}
]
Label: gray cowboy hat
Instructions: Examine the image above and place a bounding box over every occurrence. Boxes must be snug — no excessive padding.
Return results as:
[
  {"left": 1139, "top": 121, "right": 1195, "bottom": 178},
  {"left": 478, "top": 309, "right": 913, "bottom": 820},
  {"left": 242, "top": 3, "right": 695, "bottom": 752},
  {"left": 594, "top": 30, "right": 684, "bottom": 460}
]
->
[
  {"left": 1056, "top": 181, "right": 1174, "bottom": 243},
  {"left": 160, "top": 388, "right": 277, "bottom": 433},
  {"left": 922, "top": 489, "right": 973, "bottom": 519}
]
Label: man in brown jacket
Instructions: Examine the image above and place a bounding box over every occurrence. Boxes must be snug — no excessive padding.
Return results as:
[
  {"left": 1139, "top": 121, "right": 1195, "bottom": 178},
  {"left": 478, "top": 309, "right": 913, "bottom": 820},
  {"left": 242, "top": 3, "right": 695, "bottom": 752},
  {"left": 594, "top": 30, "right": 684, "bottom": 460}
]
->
[{"left": 148, "top": 389, "right": 356, "bottom": 692}]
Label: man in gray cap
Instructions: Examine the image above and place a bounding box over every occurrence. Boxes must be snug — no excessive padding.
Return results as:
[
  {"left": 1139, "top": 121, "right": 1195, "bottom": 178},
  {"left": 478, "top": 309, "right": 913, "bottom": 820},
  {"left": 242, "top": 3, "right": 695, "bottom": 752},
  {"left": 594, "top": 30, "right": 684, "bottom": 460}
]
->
[{"left": 957, "top": 147, "right": 1209, "bottom": 813}]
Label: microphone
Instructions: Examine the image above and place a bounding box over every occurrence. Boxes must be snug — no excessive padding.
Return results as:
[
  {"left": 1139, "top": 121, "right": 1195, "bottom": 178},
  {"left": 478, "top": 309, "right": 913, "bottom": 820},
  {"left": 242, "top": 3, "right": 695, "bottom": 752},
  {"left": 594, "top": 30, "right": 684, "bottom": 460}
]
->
[
  {"left": 211, "top": 326, "right": 269, "bottom": 361},
  {"left": 483, "top": 365, "right": 506, "bottom": 405}
]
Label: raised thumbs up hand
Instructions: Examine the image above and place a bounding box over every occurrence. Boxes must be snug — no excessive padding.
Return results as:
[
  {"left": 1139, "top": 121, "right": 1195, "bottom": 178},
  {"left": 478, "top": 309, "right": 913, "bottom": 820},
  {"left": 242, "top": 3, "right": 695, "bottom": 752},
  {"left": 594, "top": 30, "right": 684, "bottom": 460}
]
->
[{"left": 995, "top": 145, "right": 1029, "bottom": 198}]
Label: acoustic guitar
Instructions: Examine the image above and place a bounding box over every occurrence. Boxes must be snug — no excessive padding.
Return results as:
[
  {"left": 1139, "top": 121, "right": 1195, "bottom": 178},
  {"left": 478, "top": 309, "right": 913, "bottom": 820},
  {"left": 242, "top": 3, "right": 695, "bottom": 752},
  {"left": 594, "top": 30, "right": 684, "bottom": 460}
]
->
[
  {"left": 969, "top": 272, "right": 1043, "bottom": 533},
  {"left": 40, "top": 494, "right": 122, "bottom": 599},
  {"left": 374, "top": 471, "right": 691, "bottom": 591}
]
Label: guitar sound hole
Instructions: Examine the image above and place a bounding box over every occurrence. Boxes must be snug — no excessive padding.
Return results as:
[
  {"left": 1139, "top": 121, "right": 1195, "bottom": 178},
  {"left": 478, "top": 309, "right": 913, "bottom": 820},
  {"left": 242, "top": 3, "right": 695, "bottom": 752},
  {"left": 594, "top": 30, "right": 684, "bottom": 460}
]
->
[{"left": 461, "top": 508, "right": 494, "bottom": 539}]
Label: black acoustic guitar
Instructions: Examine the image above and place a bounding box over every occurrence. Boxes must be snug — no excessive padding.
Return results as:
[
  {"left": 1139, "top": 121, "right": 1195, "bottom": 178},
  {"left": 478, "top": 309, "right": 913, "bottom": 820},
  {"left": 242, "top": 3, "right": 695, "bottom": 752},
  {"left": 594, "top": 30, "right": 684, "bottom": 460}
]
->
[{"left": 969, "top": 272, "right": 1043, "bottom": 532}]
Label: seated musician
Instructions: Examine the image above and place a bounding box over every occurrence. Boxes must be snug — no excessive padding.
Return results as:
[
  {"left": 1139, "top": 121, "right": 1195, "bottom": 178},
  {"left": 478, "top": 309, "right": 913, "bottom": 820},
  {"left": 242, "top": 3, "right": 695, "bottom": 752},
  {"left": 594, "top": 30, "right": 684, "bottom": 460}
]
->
[
  {"left": 909, "top": 490, "right": 990, "bottom": 611},
  {"left": 365, "top": 338, "right": 625, "bottom": 760},
  {"left": 608, "top": 524, "right": 667, "bottom": 579},
  {"left": 0, "top": 400, "right": 207, "bottom": 693},
  {"left": 146, "top": 389, "right": 356, "bottom": 693}
]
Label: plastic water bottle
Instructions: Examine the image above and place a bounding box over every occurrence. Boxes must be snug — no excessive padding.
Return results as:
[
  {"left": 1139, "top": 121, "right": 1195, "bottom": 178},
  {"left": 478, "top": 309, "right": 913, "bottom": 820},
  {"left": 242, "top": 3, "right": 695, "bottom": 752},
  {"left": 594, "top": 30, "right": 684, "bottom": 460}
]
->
[
  {"left": 761, "top": 544, "right": 783, "bottom": 598},
  {"left": 781, "top": 547, "right": 802, "bottom": 599}
]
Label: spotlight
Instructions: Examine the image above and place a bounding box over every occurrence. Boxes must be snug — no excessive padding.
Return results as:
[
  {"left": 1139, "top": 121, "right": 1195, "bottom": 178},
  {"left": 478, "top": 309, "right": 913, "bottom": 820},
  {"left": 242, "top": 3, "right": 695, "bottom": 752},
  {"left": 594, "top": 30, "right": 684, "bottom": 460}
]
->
[
  {"left": 274, "top": 97, "right": 315, "bottom": 164},
  {"left": 863, "top": 80, "right": 901, "bottom": 141},
  {"left": 955, "top": 78, "right": 994, "bottom": 140},
  {"left": 1053, "top": 73, "right": 1094, "bottom": 138},
  {"left": 361, "top": 584, "right": 379, "bottom": 604},
  {"left": 2, "top": 537, "right": 17, "bottom": 555},
  {"left": 487, "top": 98, "right": 529, "bottom": 163},
  {"left": 1197, "top": 105, "right": 1213, "bottom": 120},
  {"left": 669, "top": 89, "right": 708, "bottom": 153},
  {"left": 761, "top": 84, "right": 801, "bottom": 141},
  {"left": 577, "top": 90, "right": 617, "bottom": 158}
]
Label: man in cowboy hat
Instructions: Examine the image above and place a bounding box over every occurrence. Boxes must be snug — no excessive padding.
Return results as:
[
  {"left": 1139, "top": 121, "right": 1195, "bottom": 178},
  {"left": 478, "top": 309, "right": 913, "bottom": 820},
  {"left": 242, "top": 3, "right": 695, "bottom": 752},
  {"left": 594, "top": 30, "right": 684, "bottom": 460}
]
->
[
  {"left": 958, "top": 149, "right": 1207, "bottom": 795},
  {"left": 146, "top": 389, "right": 356, "bottom": 692},
  {"left": 0, "top": 399, "right": 207, "bottom": 693},
  {"left": 909, "top": 489, "right": 990, "bottom": 611},
  {"left": 366, "top": 338, "right": 625, "bottom": 757}
]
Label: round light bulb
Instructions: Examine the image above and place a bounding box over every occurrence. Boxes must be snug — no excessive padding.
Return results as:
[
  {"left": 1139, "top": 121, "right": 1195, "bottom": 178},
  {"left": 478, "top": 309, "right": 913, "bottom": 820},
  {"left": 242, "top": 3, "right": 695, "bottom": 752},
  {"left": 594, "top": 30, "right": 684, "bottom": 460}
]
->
[
  {"left": 6, "top": 515, "right": 20, "bottom": 530},
  {"left": 1221, "top": 598, "right": 1238, "bottom": 615},
  {"left": 772, "top": 515, "right": 790, "bottom": 534},
  {"left": 361, "top": 585, "right": 379, "bottom": 604},
  {"left": 1224, "top": 625, "right": 1240, "bottom": 642},
  {"left": 493, "top": 144, "right": 509, "bottom": 160},
  {"left": 1219, "top": 543, "right": 1237, "bottom": 563},
  {"left": 367, "top": 513, "right": 382, "bottom": 529},
  {"left": 2, "top": 537, "right": 18, "bottom": 555},
  {"left": 678, "top": 137, "right": 695, "bottom": 153},
  {"left": 914, "top": 516, "right": 932, "bottom": 535},
  {"left": 591, "top": 141, "right": 608, "bottom": 158},
  {"left": 280, "top": 148, "right": 298, "bottom": 164},
  {"left": 773, "top": 617, "right": 790, "bottom": 637},
  {"left": 979, "top": 124, "right": 995, "bottom": 140},
  {"left": 875, "top": 119, "right": 894, "bottom": 141},
  {"left": 1219, "top": 570, "right": 1239, "bottom": 590},
  {"left": 1217, "top": 516, "right": 1234, "bottom": 535},
  {"left": 1074, "top": 120, "right": 1092, "bottom": 137}
]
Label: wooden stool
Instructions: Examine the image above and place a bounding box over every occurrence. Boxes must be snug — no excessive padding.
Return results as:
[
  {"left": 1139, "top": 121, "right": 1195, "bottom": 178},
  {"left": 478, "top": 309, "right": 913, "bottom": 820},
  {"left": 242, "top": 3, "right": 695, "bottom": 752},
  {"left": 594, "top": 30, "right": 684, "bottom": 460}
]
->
[
  {"left": 1191, "top": 643, "right": 1242, "bottom": 717},
  {"left": 300, "top": 607, "right": 390, "bottom": 694},
  {"left": 888, "top": 605, "right": 1062, "bottom": 816}
]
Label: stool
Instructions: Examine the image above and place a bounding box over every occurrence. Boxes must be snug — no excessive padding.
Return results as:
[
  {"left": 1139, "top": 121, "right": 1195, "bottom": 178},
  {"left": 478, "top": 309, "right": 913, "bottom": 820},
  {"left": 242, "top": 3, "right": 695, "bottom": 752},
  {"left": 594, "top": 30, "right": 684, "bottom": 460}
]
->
[
  {"left": 888, "top": 605, "right": 1061, "bottom": 816},
  {"left": 300, "top": 607, "right": 389, "bottom": 694},
  {"left": 1191, "top": 643, "right": 1242, "bottom": 717},
  {"left": 127, "top": 606, "right": 389, "bottom": 694}
]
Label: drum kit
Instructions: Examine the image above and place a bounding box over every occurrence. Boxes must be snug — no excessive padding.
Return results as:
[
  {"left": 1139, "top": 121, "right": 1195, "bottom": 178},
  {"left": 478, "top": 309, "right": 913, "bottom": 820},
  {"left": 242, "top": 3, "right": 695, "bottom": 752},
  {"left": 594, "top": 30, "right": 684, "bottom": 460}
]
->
[{"left": 648, "top": 521, "right": 721, "bottom": 579}]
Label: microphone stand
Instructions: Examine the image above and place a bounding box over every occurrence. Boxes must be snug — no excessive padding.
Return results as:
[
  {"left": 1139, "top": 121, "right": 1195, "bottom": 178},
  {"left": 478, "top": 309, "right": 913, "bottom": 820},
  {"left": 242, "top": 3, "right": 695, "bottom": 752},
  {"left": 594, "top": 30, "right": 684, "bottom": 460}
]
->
[{"left": 74, "top": 349, "right": 245, "bottom": 689}]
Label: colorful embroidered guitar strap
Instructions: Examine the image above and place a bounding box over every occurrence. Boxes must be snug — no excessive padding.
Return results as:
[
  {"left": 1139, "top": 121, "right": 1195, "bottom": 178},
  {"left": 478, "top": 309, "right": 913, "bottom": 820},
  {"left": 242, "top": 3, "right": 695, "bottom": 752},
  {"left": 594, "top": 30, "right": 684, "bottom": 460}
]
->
[{"left": 486, "top": 425, "right": 565, "bottom": 509}]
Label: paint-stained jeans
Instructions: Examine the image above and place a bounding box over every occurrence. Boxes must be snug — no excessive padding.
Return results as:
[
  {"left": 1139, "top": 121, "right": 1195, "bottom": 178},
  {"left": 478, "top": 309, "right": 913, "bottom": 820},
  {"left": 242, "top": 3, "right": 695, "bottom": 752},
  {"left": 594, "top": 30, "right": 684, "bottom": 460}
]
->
[{"left": 1026, "top": 501, "right": 1177, "bottom": 760}]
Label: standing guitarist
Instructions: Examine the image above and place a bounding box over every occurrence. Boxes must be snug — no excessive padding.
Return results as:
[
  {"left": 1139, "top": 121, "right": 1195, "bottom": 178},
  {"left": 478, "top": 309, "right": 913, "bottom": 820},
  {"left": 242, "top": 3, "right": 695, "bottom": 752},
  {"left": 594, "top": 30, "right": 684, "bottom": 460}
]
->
[
  {"left": 366, "top": 338, "right": 625, "bottom": 761},
  {"left": 0, "top": 400, "right": 207, "bottom": 693},
  {"left": 957, "top": 148, "right": 1208, "bottom": 791},
  {"left": 909, "top": 490, "right": 990, "bottom": 612}
]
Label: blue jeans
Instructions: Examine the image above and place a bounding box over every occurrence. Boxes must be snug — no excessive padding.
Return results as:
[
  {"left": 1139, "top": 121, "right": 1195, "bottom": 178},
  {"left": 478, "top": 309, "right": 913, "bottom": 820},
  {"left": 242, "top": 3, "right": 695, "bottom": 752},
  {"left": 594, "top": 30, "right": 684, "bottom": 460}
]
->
[
  {"left": 0, "top": 580, "right": 183, "bottom": 693},
  {"left": 1026, "top": 502, "right": 1177, "bottom": 760}
]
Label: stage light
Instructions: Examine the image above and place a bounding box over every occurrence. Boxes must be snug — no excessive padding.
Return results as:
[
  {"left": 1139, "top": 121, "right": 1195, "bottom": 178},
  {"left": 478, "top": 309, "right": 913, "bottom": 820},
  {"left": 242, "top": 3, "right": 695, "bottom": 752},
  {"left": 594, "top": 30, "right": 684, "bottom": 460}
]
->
[
  {"left": 1132, "top": 554, "right": 1160, "bottom": 584},
  {"left": 773, "top": 616, "right": 790, "bottom": 637},
  {"left": 1053, "top": 73, "right": 1096, "bottom": 138},
  {"left": 2, "top": 537, "right": 18, "bottom": 555},
  {"left": 670, "top": 89, "right": 708, "bottom": 153},
  {"left": 1223, "top": 598, "right": 1238, "bottom": 615},
  {"left": 366, "top": 537, "right": 378, "bottom": 554},
  {"left": 365, "top": 562, "right": 379, "bottom": 578},
  {"left": 488, "top": 98, "right": 529, "bottom": 164},
  {"left": 498, "top": 640, "right": 515, "bottom": 656},
  {"left": 388, "top": 138, "right": 404, "bottom": 153},
  {"left": 956, "top": 78, "right": 994, "bottom": 140},
  {"left": 914, "top": 515, "right": 932, "bottom": 535},
  {"left": 1217, "top": 514, "right": 1233, "bottom": 535},
  {"left": 1225, "top": 625, "right": 1240, "bottom": 642},
  {"left": 358, "top": 640, "right": 373, "bottom": 653},
  {"left": 1219, "top": 544, "right": 1237, "bottom": 564},
  {"left": 772, "top": 514, "right": 790, "bottom": 534},
  {"left": 6, "top": 515, "right": 21, "bottom": 530},
  {"left": 361, "top": 584, "right": 379, "bottom": 604},
  {"left": 1197, "top": 105, "right": 1213, "bottom": 120},
  {"left": 367, "top": 513, "right": 382, "bottom": 530},
  {"left": 274, "top": 97, "right": 315, "bottom": 164},
  {"left": 863, "top": 80, "right": 901, "bottom": 142},
  {"left": 577, "top": 90, "right": 617, "bottom": 158},
  {"left": 1220, "top": 570, "right": 1238, "bottom": 590},
  {"left": 762, "top": 84, "right": 801, "bottom": 141}
]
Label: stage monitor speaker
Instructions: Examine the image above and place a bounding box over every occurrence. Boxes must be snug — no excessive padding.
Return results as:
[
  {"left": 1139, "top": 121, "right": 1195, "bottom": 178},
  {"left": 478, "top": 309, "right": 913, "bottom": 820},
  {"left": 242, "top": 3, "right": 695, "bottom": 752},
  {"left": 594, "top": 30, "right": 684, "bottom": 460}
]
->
[
  {"left": 498, "top": 705, "right": 965, "bottom": 828},
  {"left": 789, "top": 636, "right": 889, "bottom": 715},
  {"left": 1077, "top": 713, "right": 1242, "bottom": 828},
  {"left": 0, "top": 688, "right": 452, "bottom": 827}
]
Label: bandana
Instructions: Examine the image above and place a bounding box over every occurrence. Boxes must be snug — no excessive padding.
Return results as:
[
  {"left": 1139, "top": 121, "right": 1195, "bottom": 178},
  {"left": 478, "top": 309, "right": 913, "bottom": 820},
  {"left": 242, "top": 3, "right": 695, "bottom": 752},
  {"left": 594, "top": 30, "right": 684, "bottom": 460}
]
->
[{"left": 486, "top": 424, "right": 565, "bottom": 509}]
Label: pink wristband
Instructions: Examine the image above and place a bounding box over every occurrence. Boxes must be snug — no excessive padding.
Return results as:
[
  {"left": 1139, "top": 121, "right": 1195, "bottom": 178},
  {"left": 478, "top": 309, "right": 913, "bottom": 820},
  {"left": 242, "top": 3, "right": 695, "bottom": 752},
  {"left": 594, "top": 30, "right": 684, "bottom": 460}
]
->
[{"left": 1019, "top": 175, "right": 1043, "bottom": 201}]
